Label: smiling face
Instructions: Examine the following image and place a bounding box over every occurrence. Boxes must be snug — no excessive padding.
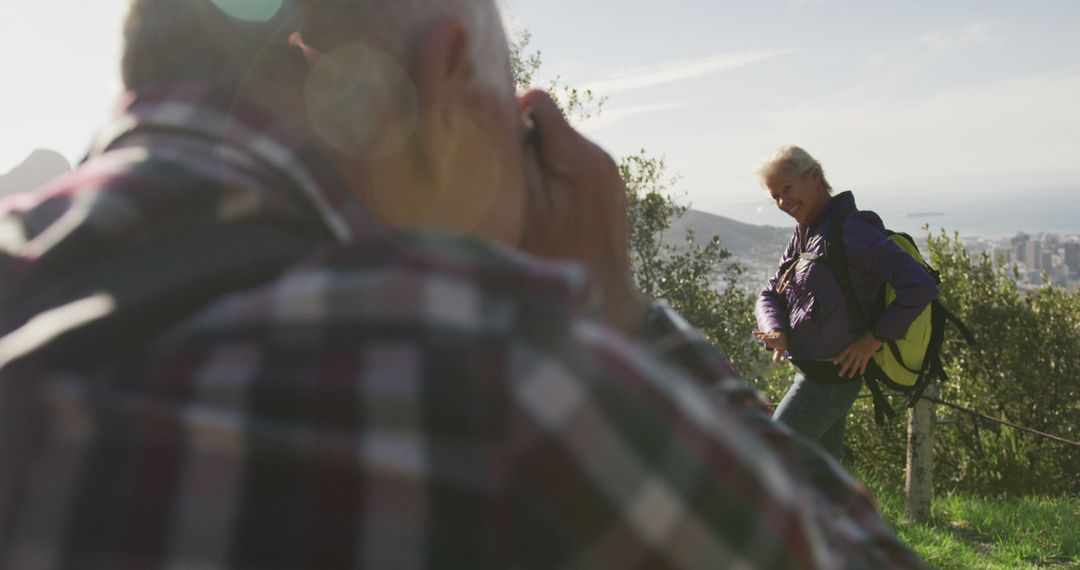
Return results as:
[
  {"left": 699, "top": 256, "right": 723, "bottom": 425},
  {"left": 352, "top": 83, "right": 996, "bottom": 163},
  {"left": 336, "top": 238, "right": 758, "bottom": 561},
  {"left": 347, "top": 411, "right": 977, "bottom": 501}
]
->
[{"left": 764, "top": 166, "right": 830, "bottom": 226}]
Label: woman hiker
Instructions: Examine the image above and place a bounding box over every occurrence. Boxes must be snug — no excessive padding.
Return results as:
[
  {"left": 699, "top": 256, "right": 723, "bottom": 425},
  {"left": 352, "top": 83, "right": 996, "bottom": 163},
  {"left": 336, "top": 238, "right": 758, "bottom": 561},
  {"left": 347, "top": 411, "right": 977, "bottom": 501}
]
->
[{"left": 753, "top": 145, "right": 938, "bottom": 461}]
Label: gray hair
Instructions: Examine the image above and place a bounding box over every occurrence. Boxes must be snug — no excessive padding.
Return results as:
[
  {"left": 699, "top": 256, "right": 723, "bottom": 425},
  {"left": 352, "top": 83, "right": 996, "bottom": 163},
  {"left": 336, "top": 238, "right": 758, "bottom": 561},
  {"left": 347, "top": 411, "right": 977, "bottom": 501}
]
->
[
  {"left": 122, "top": 0, "right": 294, "bottom": 93},
  {"left": 301, "top": 0, "right": 511, "bottom": 92},
  {"left": 122, "top": 0, "right": 511, "bottom": 97},
  {"left": 755, "top": 145, "right": 832, "bottom": 193}
]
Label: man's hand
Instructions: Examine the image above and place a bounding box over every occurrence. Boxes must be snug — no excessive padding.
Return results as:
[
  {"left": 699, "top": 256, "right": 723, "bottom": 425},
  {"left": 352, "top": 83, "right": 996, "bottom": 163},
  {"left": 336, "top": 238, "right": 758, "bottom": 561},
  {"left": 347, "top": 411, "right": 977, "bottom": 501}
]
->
[
  {"left": 517, "top": 90, "right": 649, "bottom": 333},
  {"left": 752, "top": 330, "right": 789, "bottom": 363},
  {"left": 833, "top": 331, "right": 884, "bottom": 378}
]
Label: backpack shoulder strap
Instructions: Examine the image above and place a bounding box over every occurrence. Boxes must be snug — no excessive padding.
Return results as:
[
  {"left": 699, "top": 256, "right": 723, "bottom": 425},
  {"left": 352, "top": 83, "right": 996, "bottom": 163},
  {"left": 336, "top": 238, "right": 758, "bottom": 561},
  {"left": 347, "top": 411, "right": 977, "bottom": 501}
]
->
[
  {"left": 822, "top": 211, "right": 871, "bottom": 329},
  {"left": 824, "top": 211, "right": 910, "bottom": 425},
  {"left": 937, "top": 302, "right": 977, "bottom": 346}
]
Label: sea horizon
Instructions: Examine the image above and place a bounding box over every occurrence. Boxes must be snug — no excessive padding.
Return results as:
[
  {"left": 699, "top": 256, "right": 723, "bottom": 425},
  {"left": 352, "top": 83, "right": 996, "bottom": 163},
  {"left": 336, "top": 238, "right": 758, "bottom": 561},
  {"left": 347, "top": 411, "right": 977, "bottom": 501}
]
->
[{"left": 704, "top": 186, "right": 1080, "bottom": 241}]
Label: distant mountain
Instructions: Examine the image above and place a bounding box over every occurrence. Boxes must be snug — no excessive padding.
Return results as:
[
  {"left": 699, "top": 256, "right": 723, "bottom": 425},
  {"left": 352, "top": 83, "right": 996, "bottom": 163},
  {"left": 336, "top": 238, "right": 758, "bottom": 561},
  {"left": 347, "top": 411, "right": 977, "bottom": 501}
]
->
[
  {"left": 665, "top": 208, "right": 791, "bottom": 261},
  {"left": 0, "top": 149, "right": 71, "bottom": 197}
]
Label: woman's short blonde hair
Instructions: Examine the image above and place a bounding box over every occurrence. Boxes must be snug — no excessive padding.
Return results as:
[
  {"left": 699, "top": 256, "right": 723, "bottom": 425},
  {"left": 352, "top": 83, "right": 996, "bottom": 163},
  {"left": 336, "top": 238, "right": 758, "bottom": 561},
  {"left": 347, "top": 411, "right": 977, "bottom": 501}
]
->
[{"left": 755, "top": 145, "right": 832, "bottom": 193}]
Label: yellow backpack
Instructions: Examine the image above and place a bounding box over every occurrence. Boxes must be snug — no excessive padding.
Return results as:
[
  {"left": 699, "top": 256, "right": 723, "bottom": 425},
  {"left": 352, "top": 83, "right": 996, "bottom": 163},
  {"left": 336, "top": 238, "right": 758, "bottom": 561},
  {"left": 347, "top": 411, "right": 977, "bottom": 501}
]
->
[{"left": 824, "top": 215, "right": 975, "bottom": 424}]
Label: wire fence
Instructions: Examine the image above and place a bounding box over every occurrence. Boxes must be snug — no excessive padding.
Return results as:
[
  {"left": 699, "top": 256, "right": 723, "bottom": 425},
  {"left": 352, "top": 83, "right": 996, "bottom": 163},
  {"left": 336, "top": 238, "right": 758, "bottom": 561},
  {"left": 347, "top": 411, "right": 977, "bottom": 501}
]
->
[{"left": 861, "top": 392, "right": 1080, "bottom": 450}]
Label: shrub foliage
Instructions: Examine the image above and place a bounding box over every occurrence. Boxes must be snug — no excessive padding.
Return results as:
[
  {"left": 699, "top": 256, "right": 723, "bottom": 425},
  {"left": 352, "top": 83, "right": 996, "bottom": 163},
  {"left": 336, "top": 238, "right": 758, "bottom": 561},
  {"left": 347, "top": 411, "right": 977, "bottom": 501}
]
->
[
  {"left": 510, "top": 26, "right": 1079, "bottom": 496},
  {"left": 840, "top": 231, "right": 1080, "bottom": 496}
]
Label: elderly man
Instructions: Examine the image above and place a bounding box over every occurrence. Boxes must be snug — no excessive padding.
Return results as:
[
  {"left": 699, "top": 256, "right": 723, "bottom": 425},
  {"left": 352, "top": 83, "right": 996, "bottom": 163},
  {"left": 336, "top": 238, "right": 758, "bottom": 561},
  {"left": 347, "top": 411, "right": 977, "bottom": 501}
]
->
[{"left": 0, "top": 0, "right": 924, "bottom": 568}]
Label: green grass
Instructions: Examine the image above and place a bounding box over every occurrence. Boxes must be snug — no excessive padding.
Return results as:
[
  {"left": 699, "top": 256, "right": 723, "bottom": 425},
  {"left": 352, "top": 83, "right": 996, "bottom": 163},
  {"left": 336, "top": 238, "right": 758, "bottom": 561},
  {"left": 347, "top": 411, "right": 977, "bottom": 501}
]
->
[{"left": 858, "top": 473, "right": 1080, "bottom": 569}]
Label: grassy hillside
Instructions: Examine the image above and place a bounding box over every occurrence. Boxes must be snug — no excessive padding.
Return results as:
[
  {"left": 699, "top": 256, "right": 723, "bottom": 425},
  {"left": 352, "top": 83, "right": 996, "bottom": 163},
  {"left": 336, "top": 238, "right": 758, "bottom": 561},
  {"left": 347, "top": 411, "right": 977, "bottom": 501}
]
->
[
  {"left": 663, "top": 209, "right": 792, "bottom": 291},
  {"left": 860, "top": 472, "right": 1080, "bottom": 569}
]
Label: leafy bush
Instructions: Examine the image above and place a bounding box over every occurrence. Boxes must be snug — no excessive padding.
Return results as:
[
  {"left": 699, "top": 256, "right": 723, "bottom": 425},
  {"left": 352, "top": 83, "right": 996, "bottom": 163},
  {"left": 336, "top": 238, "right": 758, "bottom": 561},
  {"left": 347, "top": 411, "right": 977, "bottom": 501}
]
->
[
  {"left": 621, "top": 150, "right": 767, "bottom": 379},
  {"left": 858, "top": 466, "right": 1080, "bottom": 569},
  {"left": 843, "top": 231, "right": 1080, "bottom": 496},
  {"left": 510, "top": 25, "right": 1080, "bottom": 497}
]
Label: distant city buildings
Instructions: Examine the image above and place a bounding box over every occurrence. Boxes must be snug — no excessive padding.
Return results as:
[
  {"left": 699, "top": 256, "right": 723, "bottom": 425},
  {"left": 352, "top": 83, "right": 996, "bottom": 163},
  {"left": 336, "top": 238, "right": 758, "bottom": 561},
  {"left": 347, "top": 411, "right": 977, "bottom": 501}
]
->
[
  {"left": 693, "top": 216, "right": 1080, "bottom": 294},
  {"left": 1065, "top": 242, "right": 1080, "bottom": 275},
  {"left": 983, "top": 233, "right": 1080, "bottom": 289}
]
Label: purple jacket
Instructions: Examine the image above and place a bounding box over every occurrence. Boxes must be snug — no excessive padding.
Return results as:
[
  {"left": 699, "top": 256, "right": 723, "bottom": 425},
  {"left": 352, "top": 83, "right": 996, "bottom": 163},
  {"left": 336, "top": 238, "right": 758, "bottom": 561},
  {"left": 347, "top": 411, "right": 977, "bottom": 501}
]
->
[{"left": 755, "top": 191, "right": 939, "bottom": 360}]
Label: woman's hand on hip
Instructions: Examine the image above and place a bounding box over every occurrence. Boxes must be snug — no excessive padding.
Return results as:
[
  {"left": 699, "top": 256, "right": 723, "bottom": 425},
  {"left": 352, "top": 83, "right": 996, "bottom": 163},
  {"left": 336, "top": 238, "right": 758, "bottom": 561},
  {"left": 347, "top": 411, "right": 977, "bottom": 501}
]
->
[{"left": 834, "top": 331, "right": 884, "bottom": 378}]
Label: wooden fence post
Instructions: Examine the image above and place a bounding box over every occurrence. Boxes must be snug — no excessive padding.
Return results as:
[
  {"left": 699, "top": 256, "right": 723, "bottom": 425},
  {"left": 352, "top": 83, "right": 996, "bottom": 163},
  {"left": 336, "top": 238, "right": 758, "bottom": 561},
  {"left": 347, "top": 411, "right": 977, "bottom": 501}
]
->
[{"left": 905, "top": 382, "right": 937, "bottom": 523}]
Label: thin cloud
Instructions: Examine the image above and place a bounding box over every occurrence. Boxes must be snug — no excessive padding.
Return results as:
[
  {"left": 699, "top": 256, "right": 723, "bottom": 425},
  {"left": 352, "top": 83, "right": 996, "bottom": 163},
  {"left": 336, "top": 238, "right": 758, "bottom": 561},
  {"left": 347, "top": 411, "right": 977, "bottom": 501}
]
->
[
  {"left": 581, "top": 50, "right": 800, "bottom": 95},
  {"left": 752, "top": 72, "right": 1080, "bottom": 192},
  {"left": 662, "top": 71, "right": 1080, "bottom": 222},
  {"left": 920, "top": 22, "right": 999, "bottom": 50},
  {"left": 578, "top": 103, "right": 687, "bottom": 133}
]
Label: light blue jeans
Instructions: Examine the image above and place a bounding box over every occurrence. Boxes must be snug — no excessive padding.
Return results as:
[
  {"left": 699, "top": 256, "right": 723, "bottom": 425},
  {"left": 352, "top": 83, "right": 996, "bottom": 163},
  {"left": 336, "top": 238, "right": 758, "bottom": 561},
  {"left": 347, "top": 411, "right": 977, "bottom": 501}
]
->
[{"left": 772, "top": 372, "right": 863, "bottom": 462}]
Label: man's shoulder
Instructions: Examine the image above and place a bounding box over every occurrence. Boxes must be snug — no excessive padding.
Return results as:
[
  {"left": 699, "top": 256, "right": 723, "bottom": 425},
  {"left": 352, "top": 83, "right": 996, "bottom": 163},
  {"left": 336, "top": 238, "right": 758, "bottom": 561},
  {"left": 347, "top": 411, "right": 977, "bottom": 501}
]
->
[{"left": 160, "top": 230, "right": 596, "bottom": 350}]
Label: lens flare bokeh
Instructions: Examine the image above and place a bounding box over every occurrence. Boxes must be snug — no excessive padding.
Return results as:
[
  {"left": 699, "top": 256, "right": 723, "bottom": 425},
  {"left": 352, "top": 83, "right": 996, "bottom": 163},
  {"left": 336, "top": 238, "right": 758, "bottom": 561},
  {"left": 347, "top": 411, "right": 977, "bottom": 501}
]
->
[
  {"left": 304, "top": 44, "right": 419, "bottom": 159},
  {"left": 209, "top": 0, "right": 284, "bottom": 23},
  {"left": 368, "top": 113, "right": 506, "bottom": 238}
]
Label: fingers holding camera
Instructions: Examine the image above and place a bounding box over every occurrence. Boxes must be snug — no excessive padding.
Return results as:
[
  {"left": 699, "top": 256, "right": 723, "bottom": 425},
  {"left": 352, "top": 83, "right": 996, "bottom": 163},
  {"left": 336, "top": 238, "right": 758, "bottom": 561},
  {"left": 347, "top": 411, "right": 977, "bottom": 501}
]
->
[
  {"left": 517, "top": 89, "right": 622, "bottom": 230},
  {"left": 516, "top": 89, "right": 648, "bottom": 333}
]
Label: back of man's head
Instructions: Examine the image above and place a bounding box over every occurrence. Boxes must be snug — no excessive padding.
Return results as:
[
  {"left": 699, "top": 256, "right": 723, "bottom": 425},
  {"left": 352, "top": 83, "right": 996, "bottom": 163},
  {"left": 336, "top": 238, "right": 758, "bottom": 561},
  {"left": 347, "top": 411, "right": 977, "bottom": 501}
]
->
[
  {"left": 121, "top": 0, "right": 510, "bottom": 108},
  {"left": 121, "top": 0, "right": 526, "bottom": 243},
  {"left": 122, "top": 0, "right": 294, "bottom": 92}
]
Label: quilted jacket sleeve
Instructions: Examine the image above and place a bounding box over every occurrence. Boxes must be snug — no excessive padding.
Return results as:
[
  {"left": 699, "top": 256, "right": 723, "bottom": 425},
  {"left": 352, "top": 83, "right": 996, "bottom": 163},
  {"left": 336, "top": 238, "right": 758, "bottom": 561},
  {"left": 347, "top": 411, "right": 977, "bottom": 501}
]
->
[
  {"left": 842, "top": 213, "right": 938, "bottom": 340},
  {"left": 755, "top": 231, "right": 798, "bottom": 335}
]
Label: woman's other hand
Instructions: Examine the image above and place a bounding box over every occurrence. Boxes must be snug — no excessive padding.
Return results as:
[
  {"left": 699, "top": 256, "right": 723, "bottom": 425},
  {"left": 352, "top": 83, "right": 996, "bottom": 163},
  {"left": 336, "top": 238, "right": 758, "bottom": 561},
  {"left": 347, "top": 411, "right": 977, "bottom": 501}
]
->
[
  {"left": 753, "top": 330, "right": 789, "bottom": 363},
  {"left": 834, "top": 331, "right": 884, "bottom": 378}
]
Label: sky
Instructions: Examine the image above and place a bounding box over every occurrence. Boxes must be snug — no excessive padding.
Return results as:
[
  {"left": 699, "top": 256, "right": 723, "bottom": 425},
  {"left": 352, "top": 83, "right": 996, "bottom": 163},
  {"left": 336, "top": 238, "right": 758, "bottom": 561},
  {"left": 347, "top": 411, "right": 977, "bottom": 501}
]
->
[
  {"left": 2, "top": 0, "right": 1079, "bottom": 235},
  {"left": 0, "top": 1, "right": 129, "bottom": 172},
  {"left": 505, "top": 0, "right": 1080, "bottom": 234}
]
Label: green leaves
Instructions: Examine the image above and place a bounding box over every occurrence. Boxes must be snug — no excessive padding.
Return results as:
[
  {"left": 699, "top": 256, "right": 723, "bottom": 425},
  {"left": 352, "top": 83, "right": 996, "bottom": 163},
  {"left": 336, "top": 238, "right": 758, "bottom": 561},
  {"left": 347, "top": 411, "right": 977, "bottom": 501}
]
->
[
  {"left": 509, "top": 28, "right": 766, "bottom": 379},
  {"left": 510, "top": 30, "right": 605, "bottom": 125},
  {"left": 621, "top": 150, "right": 764, "bottom": 379},
  {"left": 847, "top": 229, "right": 1080, "bottom": 496}
]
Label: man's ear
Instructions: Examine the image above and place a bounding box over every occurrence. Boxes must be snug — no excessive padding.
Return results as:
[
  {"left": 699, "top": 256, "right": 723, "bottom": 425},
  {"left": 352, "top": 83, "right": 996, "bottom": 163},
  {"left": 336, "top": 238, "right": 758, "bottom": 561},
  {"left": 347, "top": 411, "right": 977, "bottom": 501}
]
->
[{"left": 411, "top": 18, "right": 470, "bottom": 182}]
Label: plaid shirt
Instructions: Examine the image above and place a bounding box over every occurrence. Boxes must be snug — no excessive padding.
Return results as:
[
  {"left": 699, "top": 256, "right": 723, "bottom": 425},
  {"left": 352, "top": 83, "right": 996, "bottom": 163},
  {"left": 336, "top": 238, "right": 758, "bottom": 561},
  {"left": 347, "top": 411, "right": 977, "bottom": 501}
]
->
[{"left": 0, "top": 87, "right": 924, "bottom": 569}]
